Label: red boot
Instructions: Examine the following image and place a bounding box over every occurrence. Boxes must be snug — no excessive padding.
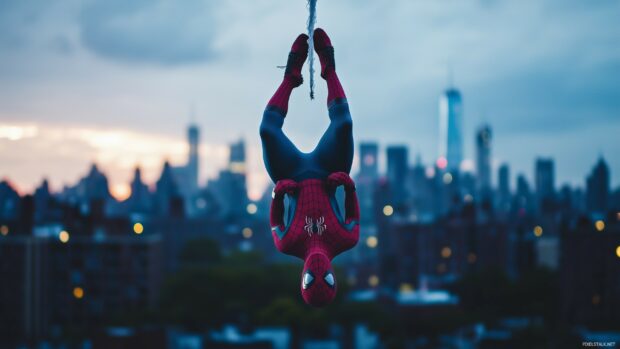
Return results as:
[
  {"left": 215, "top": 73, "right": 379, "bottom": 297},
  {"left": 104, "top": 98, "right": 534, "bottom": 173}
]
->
[
  {"left": 313, "top": 28, "right": 346, "bottom": 105},
  {"left": 267, "top": 34, "right": 309, "bottom": 115}
]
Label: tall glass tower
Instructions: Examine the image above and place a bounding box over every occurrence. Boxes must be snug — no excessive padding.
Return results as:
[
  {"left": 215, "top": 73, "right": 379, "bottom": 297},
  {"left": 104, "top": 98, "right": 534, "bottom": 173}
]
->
[
  {"left": 359, "top": 142, "right": 379, "bottom": 181},
  {"left": 386, "top": 145, "right": 408, "bottom": 207},
  {"left": 476, "top": 124, "right": 492, "bottom": 197},
  {"left": 187, "top": 123, "right": 200, "bottom": 192},
  {"left": 439, "top": 88, "right": 463, "bottom": 172}
]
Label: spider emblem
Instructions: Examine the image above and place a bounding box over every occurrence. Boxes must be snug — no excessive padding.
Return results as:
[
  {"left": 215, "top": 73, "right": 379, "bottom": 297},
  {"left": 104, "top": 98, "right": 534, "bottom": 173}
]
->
[{"left": 304, "top": 216, "right": 326, "bottom": 236}]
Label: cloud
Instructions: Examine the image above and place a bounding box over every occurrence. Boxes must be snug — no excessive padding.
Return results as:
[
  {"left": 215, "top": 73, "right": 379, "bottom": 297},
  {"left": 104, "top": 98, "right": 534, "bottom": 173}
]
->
[
  {"left": 0, "top": 0, "right": 619, "bottom": 190},
  {"left": 78, "top": 0, "right": 218, "bottom": 65},
  {"left": 0, "top": 1, "right": 62, "bottom": 50}
]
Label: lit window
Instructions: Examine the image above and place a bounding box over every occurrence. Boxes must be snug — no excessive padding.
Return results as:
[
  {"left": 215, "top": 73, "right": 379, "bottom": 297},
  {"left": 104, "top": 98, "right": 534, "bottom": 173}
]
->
[
  {"left": 246, "top": 203, "right": 257, "bottom": 215},
  {"left": 368, "top": 275, "right": 379, "bottom": 287},
  {"left": 242, "top": 227, "right": 253, "bottom": 239},
  {"left": 59, "top": 230, "right": 70, "bottom": 243},
  {"left": 383, "top": 205, "right": 394, "bottom": 216},
  {"left": 467, "top": 253, "right": 477, "bottom": 264},
  {"left": 133, "top": 223, "right": 144, "bottom": 235},
  {"left": 366, "top": 236, "right": 378, "bottom": 248},
  {"left": 73, "top": 287, "right": 84, "bottom": 299},
  {"left": 595, "top": 220, "right": 605, "bottom": 232},
  {"left": 399, "top": 283, "right": 413, "bottom": 293},
  {"left": 229, "top": 162, "right": 246, "bottom": 174},
  {"left": 436, "top": 157, "right": 447, "bottom": 169},
  {"left": 534, "top": 225, "right": 543, "bottom": 237}
]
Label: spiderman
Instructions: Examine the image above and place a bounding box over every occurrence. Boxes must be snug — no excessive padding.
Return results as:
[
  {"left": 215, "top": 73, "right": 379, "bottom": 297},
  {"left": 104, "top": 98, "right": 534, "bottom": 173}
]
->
[{"left": 260, "top": 29, "right": 359, "bottom": 307}]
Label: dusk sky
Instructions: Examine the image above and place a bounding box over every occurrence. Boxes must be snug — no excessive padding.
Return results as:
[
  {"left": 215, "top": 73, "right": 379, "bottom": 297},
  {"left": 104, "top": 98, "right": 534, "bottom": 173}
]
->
[{"left": 1, "top": 0, "right": 619, "bottom": 200}]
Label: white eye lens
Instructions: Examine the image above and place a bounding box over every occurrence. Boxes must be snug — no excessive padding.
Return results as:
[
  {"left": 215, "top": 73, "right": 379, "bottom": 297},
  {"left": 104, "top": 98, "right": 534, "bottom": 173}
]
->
[
  {"left": 324, "top": 272, "right": 335, "bottom": 287},
  {"left": 303, "top": 272, "right": 314, "bottom": 289}
]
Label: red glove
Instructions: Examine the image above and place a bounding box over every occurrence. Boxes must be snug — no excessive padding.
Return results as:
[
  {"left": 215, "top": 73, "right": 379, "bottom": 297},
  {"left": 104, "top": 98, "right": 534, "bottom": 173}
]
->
[
  {"left": 326, "top": 172, "right": 359, "bottom": 224},
  {"left": 273, "top": 179, "right": 299, "bottom": 198},
  {"left": 326, "top": 172, "right": 356, "bottom": 192}
]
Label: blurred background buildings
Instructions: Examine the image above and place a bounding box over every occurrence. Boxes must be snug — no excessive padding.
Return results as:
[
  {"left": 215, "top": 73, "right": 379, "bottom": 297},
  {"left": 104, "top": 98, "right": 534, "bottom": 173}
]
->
[
  {"left": 1, "top": 1, "right": 620, "bottom": 348},
  {"left": 1, "top": 81, "right": 620, "bottom": 349}
]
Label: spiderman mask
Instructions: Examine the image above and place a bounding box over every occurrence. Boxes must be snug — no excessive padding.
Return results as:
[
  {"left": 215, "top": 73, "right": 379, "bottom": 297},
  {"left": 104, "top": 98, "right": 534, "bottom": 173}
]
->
[{"left": 269, "top": 172, "right": 360, "bottom": 307}]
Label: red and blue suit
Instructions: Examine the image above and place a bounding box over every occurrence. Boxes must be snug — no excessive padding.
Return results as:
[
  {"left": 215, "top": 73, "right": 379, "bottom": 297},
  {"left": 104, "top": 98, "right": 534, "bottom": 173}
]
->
[{"left": 260, "top": 29, "right": 359, "bottom": 307}]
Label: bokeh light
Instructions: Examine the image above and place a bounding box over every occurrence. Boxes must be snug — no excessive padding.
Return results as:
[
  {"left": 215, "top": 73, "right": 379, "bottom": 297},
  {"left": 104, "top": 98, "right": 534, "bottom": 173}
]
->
[
  {"left": 534, "top": 225, "right": 543, "bottom": 237},
  {"left": 383, "top": 205, "right": 394, "bottom": 216},
  {"left": 242, "top": 227, "right": 253, "bottom": 239},
  {"left": 59, "top": 230, "right": 70, "bottom": 243},
  {"left": 436, "top": 157, "right": 447, "bottom": 169},
  {"left": 133, "top": 222, "right": 144, "bottom": 235},
  {"left": 368, "top": 275, "right": 379, "bottom": 287},
  {"left": 366, "top": 236, "right": 378, "bottom": 248},
  {"left": 399, "top": 283, "right": 413, "bottom": 293},
  {"left": 73, "top": 287, "right": 84, "bottom": 299},
  {"left": 246, "top": 203, "right": 257, "bottom": 215},
  {"left": 467, "top": 253, "right": 477, "bottom": 264}
]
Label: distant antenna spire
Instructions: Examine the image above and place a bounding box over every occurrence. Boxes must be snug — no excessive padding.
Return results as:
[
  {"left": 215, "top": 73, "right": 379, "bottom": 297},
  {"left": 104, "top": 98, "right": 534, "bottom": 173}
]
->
[
  {"left": 447, "top": 65, "right": 454, "bottom": 88},
  {"left": 480, "top": 106, "right": 487, "bottom": 124},
  {"left": 189, "top": 102, "right": 196, "bottom": 123}
]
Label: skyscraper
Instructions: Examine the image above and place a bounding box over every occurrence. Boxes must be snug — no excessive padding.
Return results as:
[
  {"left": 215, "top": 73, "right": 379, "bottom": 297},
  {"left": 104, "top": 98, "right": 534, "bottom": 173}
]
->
[
  {"left": 409, "top": 154, "right": 433, "bottom": 215},
  {"left": 516, "top": 173, "right": 532, "bottom": 212},
  {"left": 172, "top": 123, "right": 202, "bottom": 216},
  {"left": 535, "top": 158, "right": 555, "bottom": 211},
  {"left": 57, "top": 164, "right": 112, "bottom": 216},
  {"left": 475, "top": 124, "right": 492, "bottom": 201},
  {"left": 586, "top": 156, "right": 610, "bottom": 215},
  {"left": 156, "top": 161, "right": 181, "bottom": 216},
  {"left": 497, "top": 163, "right": 510, "bottom": 211},
  {"left": 208, "top": 139, "right": 248, "bottom": 218},
  {"left": 358, "top": 142, "right": 379, "bottom": 181},
  {"left": 439, "top": 88, "right": 463, "bottom": 172},
  {"left": 228, "top": 139, "right": 248, "bottom": 207},
  {"left": 356, "top": 142, "right": 379, "bottom": 225},
  {"left": 187, "top": 123, "right": 200, "bottom": 192},
  {"left": 127, "top": 167, "right": 151, "bottom": 213},
  {"left": 386, "top": 145, "right": 408, "bottom": 207},
  {"left": 498, "top": 164, "right": 510, "bottom": 195},
  {"left": 229, "top": 139, "right": 246, "bottom": 175}
]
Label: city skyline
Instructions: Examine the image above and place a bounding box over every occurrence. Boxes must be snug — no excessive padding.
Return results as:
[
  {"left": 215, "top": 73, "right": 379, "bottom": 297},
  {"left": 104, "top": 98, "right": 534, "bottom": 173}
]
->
[
  {"left": 1, "top": 0, "right": 619, "bottom": 198},
  {"left": 2, "top": 2, "right": 619, "bottom": 347},
  {"left": 1, "top": 114, "right": 618, "bottom": 202}
]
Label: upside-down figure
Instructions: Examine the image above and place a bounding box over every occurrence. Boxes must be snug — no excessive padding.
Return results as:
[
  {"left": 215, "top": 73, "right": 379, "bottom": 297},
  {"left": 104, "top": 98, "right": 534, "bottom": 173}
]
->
[{"left": 260, "top": 28, "right": 359, "bottom": 307}]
